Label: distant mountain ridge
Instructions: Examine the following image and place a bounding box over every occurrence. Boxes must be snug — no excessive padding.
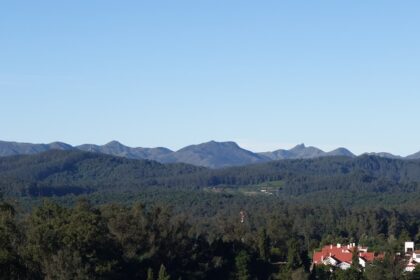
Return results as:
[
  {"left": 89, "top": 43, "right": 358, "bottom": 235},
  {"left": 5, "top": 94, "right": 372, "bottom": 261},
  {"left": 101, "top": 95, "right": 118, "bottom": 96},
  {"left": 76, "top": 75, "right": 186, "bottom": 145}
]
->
[
  {"left": 77, "top": 141, "right": 173, "bottom": 161},
  {"left": 0, "top": 140, "right": 418, "bottom": 168},
  {"left": 364, "top": 152, "right": 403, "bottom": 159},
  {"left": 0, "top": 140, "right": 73, "bottom": 156},
  {"left": 160, "top": 141, "right": 267, "bottom": 168},
  {"left": 259, "top": 144, "right": 355, "bottom": 160}
]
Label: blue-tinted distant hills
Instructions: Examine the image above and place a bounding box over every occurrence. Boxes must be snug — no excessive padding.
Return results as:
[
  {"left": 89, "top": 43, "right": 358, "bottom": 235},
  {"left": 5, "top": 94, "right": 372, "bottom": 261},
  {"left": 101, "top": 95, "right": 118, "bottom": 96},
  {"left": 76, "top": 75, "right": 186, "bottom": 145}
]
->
[
  {"left": 259, "top": 144, "right": 355, "bottom": 160},
  {"left": 363, "top": 152, "right": 403, "bottom": 159},
  {"left": 0, "top": 140, "right": 418, "bottom": 168},
  {"left": 159, "top": 141, "right": 266, "bottom": 168},
  {"left": 77, "top": 140, "right": 173, "bottom": 162},
  {"left": 406, "top": 151, "right": 420, "bottom": 160},
  {"left": 0, "top": 140, "right": 73, "bottom": 156}
]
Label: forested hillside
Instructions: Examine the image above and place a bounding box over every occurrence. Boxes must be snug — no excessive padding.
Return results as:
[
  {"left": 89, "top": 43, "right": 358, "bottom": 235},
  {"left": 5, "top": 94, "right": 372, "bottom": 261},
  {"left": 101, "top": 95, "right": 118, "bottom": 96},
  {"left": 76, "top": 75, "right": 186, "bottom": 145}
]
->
[
  {"left": 1, "top": 150, "right": 420, "bottom": 204},
  {"left": 2, "top": 189, "right": 420, "bottom": 279},
  {"left": 0, "top": 150, "right": 203, "bottom": 196},
  {"left": 2, "top": 151, "right": 420, "bottom": 279}
]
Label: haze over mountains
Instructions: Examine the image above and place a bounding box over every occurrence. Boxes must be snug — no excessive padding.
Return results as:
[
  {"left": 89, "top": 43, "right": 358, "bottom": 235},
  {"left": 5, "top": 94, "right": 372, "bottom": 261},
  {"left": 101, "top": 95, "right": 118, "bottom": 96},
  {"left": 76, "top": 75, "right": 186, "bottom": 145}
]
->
[{"left": 0, "top": 140, "right": 419, "bottom": 168}]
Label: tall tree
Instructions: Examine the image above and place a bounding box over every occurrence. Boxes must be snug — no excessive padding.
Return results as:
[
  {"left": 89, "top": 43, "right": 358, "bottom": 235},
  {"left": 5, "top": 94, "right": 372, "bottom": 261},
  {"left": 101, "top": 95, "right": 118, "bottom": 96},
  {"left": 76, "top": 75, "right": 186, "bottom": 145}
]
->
[
  {"left": 158, "top": 264, "right": 170, "bottom": 280},
  {"left": 287, "top": 239, "right": 302, "bottom": 270},
  {"left": 258, "top": 228, "right": 270, "bottom": 261},
  {"left": 351, "top": 246, "right": 360, "bottom": 269},
  {"left": 147, "top": 267, "right": 154, "bottom": 280},
  {"left": 235, "top": 250, "right": 251, "bottom": 280},
  {"left": 0, "top": 200, "right": 25, "bottom": 279}
]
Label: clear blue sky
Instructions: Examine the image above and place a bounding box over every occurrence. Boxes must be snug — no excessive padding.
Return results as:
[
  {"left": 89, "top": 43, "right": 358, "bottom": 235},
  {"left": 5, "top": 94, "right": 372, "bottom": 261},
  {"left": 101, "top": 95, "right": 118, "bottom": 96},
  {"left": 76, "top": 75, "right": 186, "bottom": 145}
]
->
[{"left": 1, "top": 1, "right": 419, "bottom": 155}]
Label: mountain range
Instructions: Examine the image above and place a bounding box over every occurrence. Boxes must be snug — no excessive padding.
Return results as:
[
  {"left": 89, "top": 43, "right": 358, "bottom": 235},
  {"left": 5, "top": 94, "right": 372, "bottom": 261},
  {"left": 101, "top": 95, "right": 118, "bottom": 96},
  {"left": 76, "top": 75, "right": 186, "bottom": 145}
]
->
[{"left": 0, "top": 140, "right": 418, "bottom": 168}]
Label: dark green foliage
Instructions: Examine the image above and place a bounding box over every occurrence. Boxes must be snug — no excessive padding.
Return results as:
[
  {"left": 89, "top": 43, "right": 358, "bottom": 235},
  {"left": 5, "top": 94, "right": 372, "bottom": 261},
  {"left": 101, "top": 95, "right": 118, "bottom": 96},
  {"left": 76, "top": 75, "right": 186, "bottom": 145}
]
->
[
  {"left": 235, "top": 250, "right": 251, "bottom": 280},
  {"left": 334, "top": 268, "right": 363, "bottom": 280},
  {"left": 290, "top": 267, "right": 310, "bottom": 280},
  {"left": 287, "top": 238, "right": 306, "bottom": 270},
  {"left": 0, "top": 201, "right": 25, "bottom": 279},
  {"left": 364, "top": 261, "right": 389, "bottom": 280},
  {"left": 2, "top": 151, "right": 420, "bottom": 278},
  {"left": 0, "top": 150, "right": 204, "bottom": 196},
  {"left": 147, "top": 267, "right": 154, "bottom": 280},
  {"left": 364, "top": 253, "right": 406, "bottom": 280},
  {"left": 310, "top": 265, "right": 332, "bottom": 279},
  {"left": 24, "top": 200, "right": 121, "bottom": 279},
  {"left": 351, "top": 246, "right": 360, "bottom": 269},
  {"left": 2, "top": 151, "right": 420, "bottom": 206},
  {"left": 158, "top": 264, "right": 170, "bottom": 280},
  {"left": 0, "top": 193, "right": 420, "bottom": 279},
  {"left": 410, "top": 265, "right": 420, "bottom": 280},
  {"left": 258, "top": 228, "right": 270, "bottom": 261}
]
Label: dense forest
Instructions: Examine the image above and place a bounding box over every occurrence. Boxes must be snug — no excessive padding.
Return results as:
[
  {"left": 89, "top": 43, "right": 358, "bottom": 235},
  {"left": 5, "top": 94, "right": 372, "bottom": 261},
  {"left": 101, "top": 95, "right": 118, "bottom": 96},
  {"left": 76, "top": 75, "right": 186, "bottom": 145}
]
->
[
  {"left": 2, "top": 150, "right": 420, "bottom": 199},
  {"left": 2, "top": 193, "right": 420, "bottom": 279},
  {"left": 2, "top": 150, "right": 420, "bottom": 279}
]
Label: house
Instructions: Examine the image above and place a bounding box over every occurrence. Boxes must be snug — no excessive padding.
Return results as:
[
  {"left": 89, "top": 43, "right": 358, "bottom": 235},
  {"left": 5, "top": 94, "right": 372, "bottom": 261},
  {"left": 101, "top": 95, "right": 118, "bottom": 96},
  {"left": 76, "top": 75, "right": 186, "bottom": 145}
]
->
[
  {"left": 312, "top": 243, "right": 377, "bottom": 270},
  {"left": 313, "top": 241, "right": 420, "bottom": 272},
  {"left": 404, "top": 241, "right": 420, "bottom": 272},
  {"left": 405, "top": 241, "right": 415, "bottom": 254}
]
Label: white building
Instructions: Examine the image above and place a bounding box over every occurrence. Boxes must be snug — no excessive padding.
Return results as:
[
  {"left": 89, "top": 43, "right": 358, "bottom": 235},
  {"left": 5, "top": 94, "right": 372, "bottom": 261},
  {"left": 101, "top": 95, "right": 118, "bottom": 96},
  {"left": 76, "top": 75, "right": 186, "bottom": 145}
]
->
[
  {"left": 404, "top": 241, "right": 420, "bottom": 272},
  {"left": 405, "top": 241, "right": 415, "bottom": 254}
]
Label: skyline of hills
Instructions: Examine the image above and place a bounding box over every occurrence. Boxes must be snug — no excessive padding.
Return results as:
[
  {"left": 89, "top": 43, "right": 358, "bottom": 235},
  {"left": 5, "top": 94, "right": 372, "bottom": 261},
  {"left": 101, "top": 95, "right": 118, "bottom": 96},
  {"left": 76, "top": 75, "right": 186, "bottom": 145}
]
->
[{"left": 0, "top": 139, "right": 419, "bottom": 168}]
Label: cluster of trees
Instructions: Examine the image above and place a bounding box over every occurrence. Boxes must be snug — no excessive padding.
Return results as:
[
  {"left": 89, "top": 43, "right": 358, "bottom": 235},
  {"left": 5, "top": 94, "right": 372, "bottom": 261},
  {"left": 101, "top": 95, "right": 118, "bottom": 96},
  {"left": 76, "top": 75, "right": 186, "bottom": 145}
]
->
[
  {"left": 3, "top": 150, "right": 420, "bottom": 197},
  {"left": 2, "top": 191, "right": 420, "bottom": 279},
  {"left": 3, "top": 151, "right": 420, "bottom": 278},
  {"left": 0, "top": 198, "right": 288, "bottom": 279},
  {"left": 0, "top": 150, "right": 204, "bottom": 196}
]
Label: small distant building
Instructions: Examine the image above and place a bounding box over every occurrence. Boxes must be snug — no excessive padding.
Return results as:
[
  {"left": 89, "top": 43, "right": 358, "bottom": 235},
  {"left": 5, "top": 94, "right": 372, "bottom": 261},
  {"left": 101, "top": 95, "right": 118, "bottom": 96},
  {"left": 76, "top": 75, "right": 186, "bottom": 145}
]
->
[
  {"left": 413, "top": 250, "right": 420, "bottom": 263},
  {"left": 404, "top": 241, "right": 420, "bottom": 272},
  {"left": 314, "top": 241, "right": 420, "bottom": 272},
  {"left": 405, "top": 241, "right": 415, "bottom": 254},
  {"left": 312, "top": 243, "right": 377, "bottom": 270}
]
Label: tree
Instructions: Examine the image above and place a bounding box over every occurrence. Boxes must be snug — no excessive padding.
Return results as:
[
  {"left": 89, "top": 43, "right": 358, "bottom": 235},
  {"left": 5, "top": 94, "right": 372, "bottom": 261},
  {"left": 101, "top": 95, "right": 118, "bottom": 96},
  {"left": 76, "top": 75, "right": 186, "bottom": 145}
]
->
[
  {"left": 351, "top": 246, "right": 360, "bottom": 269},
  {"left": 147, "top": 267, "right": 154, "bottom": 280},
  {"left": 258, "top": 228, "right": 270, "bottom": 261},
  {"left": 24, "top": 200, "right": 121, "bottom": 279},
  {"left": 334, "top": 268, "right": 363, "bottom": 280},
  {"left": 291, "top": 267, "right": 309, "bottom": 280},
  {"left": 287, "top": 239, "right": 303, "bottom": 270},
  {"left": 0, "top": 200, "right": 25, "bottom": 279},
  {"left": 235, "top": 250, "right": 251, "bottom": 280},
  {"left": 158, "top": 264, "right": 170, "bottom": 280},
  {"left": 410, "top": 265, "right": 420, "bottom": 280},
  {"left": 364, "top": 260, "right": 388, "bottom": 280},
  {"left": 310, "top": 264, "right": 332, "bottom": 280}
]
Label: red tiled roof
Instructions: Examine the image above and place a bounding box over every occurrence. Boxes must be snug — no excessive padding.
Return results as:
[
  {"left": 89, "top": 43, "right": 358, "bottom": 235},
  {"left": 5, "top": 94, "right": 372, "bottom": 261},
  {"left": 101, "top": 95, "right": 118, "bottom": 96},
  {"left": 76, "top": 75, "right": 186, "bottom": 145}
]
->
[
  {"left": 360, "top": 252, "right": 375, "bottom": 262},
  {"left": 313, "top": 245, "right": 375, "bottom": 265}
]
